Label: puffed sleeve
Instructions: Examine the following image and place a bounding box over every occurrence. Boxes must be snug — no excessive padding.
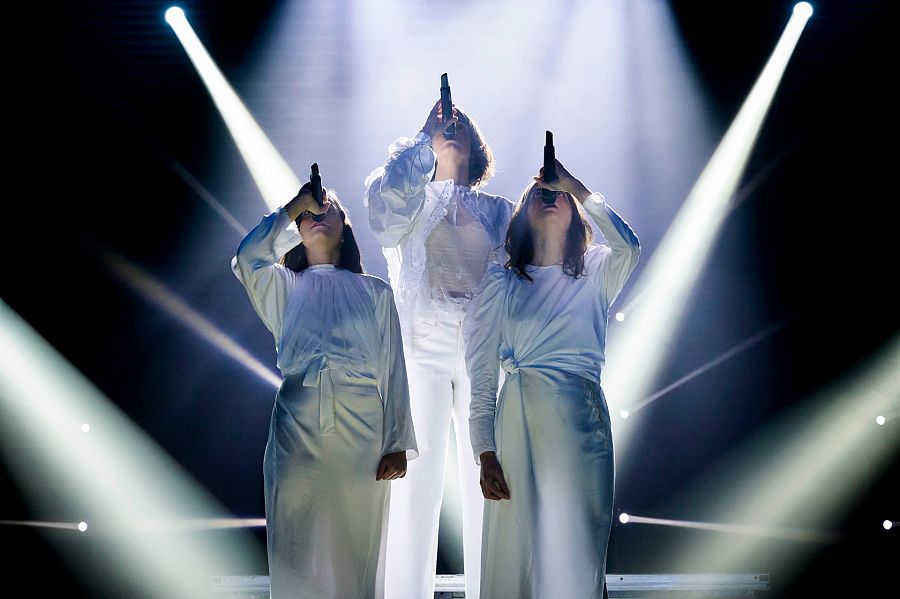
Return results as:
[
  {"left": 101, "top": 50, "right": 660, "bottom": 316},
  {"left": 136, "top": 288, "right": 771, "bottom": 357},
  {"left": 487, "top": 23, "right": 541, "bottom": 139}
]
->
[
  {"left": 463, "top": 264, "right": 508, "bottom": 464},
  {"left": 364, "top": 132, "right": 437, "bottom": 248},
  {"left": 375, "top": 281, "right": 419, "bottom": 459},
  {"left": 581, "top": 193, "right": 641, "bottom": 307},
  {"left": 233, "top": 207, "right": 301, "bottom": 342}
]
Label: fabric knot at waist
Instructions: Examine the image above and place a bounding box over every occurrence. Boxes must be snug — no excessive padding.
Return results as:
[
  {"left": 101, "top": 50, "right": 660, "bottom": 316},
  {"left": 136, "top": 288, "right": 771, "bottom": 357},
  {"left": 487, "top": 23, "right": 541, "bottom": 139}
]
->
[{"left": 500, "top": 356, "right": 521, "bottom": 375}]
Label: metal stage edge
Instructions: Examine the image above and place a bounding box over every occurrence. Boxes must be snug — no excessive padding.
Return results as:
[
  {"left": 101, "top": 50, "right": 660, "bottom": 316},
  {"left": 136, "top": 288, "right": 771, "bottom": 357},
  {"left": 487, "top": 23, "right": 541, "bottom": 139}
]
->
[{"left": 210, "top": 573, "right": 771, "bottom": 598}]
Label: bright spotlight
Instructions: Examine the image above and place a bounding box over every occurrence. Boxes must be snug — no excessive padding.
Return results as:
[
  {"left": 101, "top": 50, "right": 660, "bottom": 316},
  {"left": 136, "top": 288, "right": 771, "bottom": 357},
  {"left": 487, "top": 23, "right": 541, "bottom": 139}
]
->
[
  {"left": 884, "top": 520, "right": 893, "bottom": 530},
  {"left": 793, "top": 3, "right": 813, "bottom": 19},
  {"left": 77, "top": 521, "right": 88, "bottom": 532},
  {"left": 164, "top": 7, "right": 185, "bottom": 25},
  {"left": 620, "top": 409, "right": 629, "bottom": 420},
  {"left": 615, "top": 312, "right": 625, "bottom": 322},
  {"left": 875, "top": 415, "right": 886, "bottom": 425},
  {"left": 619, "top": 513, "right": 630, "bottom": 524},
  {"left": 81, "top": 423, "right": 90, "bottom": 433}
]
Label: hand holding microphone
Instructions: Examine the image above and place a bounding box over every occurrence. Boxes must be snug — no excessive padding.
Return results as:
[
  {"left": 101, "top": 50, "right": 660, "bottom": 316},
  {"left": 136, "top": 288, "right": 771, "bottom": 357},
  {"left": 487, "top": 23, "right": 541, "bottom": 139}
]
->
[
  {"left": 420, "top": 74, "right": 459, "bottom": 140},
  {"left": 533, "top": 133, "right": 593, "bottom": 203}
]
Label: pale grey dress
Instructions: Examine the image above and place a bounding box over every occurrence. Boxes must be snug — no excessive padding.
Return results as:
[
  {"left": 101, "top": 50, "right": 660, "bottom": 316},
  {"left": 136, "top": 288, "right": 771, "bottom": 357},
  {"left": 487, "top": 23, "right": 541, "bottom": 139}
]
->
[
  {"left": 234, "top": 207, "right": 417, "bottom": 599},
  {"left": 465, "top": 193, "right": 640, "bottom": 599}
]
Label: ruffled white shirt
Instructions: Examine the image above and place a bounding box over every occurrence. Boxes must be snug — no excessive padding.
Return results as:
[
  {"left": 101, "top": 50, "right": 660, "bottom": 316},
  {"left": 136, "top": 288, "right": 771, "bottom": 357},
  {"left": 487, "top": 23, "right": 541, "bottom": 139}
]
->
[
  {"left": 364, "top": 132, "right": 514, "bottom": 328},
  {"left": 234, "top": 207, "right": 418, "bottom": 458},
  {"left": 464, "top": 193, "right": 641, "bottom": 460}
]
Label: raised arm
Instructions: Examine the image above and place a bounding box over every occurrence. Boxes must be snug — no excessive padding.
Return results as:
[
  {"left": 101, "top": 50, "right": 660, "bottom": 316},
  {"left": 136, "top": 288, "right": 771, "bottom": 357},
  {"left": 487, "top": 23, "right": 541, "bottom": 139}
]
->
[
  {"left": 534, "top": 159, "right": 640, "bottom": 305},
  {"left": 364, "top": 100, "right": 458, "bottom": 248},
  {"left": 581, "top": 194, "right": 640, "bottom": 305},
  {"left": 233, "top": 189, "right": 325, "bottom": 339}
]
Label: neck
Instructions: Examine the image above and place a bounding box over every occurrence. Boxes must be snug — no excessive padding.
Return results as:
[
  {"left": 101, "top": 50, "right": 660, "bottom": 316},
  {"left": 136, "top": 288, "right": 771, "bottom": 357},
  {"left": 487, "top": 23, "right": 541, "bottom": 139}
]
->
[
  {"left": 434, "top": 152, "right": 469, "bottom": 186},
  {"left": 531, "top": 230, "right": 565, "bottom": 266},
  {"left": 305, "top": 244, "right": 340, "bottom": 267}
]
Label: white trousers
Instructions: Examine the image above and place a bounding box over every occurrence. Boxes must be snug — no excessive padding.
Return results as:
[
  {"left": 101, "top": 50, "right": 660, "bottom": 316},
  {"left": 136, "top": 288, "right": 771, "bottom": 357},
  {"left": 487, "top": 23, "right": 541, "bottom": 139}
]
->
[{"left": 384, "top": 308, "right": 484, "bottom": 599}]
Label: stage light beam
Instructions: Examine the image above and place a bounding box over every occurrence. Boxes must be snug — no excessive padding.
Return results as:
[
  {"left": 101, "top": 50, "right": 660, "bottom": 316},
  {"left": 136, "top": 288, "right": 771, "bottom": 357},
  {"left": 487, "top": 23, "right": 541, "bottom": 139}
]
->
[
  {"left": 666, "top": 334, "right": 900, "bottom": 585},
  {"left": 0, "top": 300, "right": 261, "bottom": 598},
  {"left": 605, "top": 5, "right": 815, "bottom": 462},
  {"left": 101, "top": 252, "right": 281, "bottom": 390},
  {"left": 166, "top": 7, "right": 298, "bottom": 210}
]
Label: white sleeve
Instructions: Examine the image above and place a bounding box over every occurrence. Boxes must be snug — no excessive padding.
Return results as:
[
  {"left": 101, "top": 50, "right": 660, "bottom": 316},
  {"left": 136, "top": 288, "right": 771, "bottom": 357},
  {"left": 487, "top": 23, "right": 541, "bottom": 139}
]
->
[
  {"left": 233, "top": 207, "right": 301, "bottom": 341},
  {"left": 463, "top": 264, "right": 507, "bottom": 464},
  {"left": 364, "top": 132, "right": 436, "bottom": 248},
  {"left": 375, "top": 283, "right": 418, "bottom": 459},
  {"left": 581, "top": 193, "right": 641, "bottom": 307}
]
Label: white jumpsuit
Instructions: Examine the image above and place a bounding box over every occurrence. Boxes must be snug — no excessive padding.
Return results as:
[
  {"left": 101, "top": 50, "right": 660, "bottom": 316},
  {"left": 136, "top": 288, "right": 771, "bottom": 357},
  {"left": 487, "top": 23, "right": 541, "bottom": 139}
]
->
[{"left": 365, "top": 131, "right": 514, "bottom": 598}]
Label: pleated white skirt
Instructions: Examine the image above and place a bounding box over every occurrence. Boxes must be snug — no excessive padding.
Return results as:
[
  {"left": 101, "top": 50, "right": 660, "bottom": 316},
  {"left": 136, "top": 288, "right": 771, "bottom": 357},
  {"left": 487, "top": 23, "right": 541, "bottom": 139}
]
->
[{"left": 481, "top": 368, "right": 615, "bottom": 599}]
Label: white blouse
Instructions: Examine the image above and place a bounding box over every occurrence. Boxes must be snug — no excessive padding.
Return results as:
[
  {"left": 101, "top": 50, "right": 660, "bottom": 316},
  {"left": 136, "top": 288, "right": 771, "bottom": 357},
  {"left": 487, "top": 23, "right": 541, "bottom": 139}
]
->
[
  {"left": 464, "top": 193, "right": 641, "bottom": 460},
  {"left": 234, "top": 207, "right": 418, "bottom": 458},
  {"left": 364, "top": 132, "right": 514, "bottom": 326}
]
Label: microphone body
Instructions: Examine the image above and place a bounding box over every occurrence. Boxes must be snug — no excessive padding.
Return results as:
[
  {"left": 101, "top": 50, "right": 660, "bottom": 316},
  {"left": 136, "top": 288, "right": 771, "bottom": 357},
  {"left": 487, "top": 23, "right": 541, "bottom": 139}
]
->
[
  {"left": 542, "top": 131, "right": 557, "bottom": 204},
  {"left": 440, "top": 73, "right": 456, "bottom": 139},
  {"left": 309, "top": 163, "right": 324, "bottom": 207}
]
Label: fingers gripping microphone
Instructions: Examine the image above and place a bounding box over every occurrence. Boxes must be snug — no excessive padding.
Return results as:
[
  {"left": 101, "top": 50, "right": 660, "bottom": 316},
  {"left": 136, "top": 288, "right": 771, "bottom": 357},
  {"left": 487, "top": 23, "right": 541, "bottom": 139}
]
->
[
  {"left": 542, "top": 131, "right": 557, "bottom": 204},
  {"left": 309, "top": 163, "right": 324, "bottom": 206},
  {"left": 440, "top": 73, "right": 456, "bottom": 139}
]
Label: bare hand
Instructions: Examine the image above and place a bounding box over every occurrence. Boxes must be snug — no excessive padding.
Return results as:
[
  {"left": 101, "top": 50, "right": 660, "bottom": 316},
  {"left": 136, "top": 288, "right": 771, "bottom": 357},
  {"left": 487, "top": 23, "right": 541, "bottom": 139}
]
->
[
  {"left": 479, "top": 451, "right": 511, "bottom": 500},
  {"left": 533, "top": 159, "right": 591, "bottom": 201},
  {"left": 376, "top": 451, "right": 408, "bottom": 481},
  {"left": 285, "top": 189, "right": 329, "bottom": 221},
  {"left": 420, "top": 99, "right": 459, "bottom": 140}
]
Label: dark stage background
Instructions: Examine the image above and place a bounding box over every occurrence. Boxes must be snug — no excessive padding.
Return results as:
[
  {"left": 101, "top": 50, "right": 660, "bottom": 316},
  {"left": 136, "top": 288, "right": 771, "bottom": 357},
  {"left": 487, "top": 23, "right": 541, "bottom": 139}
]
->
[{"left": 3, "top": 1, "right": 896, "bottom": 597}]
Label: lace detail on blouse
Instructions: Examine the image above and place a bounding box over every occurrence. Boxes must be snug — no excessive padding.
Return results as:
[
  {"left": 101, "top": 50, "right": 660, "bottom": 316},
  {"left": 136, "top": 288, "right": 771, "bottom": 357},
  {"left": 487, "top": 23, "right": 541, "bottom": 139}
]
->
[{"left": 395, "top": 179, "right": 453, "bottom": 315}]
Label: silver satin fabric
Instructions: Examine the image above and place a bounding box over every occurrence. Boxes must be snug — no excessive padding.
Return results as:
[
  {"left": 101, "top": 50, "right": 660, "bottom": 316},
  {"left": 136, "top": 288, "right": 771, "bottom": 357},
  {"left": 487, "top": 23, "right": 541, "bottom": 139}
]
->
[
  {"left": 481, "top": 368, "right": 614, "bottom": 599},
  {"left": 265, "top": 370, "right": 389, "bottom": 599},
  {"left": 462, "top": 193, "right": 641, "bottom": 598},
  {"left": 234, "top": 208, "right": 418, "bottom": 598}
]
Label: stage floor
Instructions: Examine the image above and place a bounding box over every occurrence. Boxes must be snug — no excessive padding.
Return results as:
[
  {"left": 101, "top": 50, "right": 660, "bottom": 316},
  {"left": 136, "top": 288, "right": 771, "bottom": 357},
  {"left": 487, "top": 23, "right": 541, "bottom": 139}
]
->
[{"left": 210, "top": 572, "right": 771, "bottom": 598}]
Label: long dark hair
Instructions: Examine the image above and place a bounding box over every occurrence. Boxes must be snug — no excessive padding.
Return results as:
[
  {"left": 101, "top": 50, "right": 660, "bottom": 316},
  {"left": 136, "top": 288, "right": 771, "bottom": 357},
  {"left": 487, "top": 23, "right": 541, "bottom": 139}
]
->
[
  {"left": 504, "top": 183, "right": 594, "bottom": 282},
  {"left": 457, "top": 108, "right": 496, "bottom": 189},
  {"left": 282, "top": 186, "right": 364, "bottom": 274}
]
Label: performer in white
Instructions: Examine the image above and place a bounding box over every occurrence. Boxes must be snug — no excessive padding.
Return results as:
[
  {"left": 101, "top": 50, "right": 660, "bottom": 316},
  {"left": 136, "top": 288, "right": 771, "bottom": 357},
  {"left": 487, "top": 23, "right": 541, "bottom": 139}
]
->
[
  {"left": 234, "top": 183, "right": 417, "bottom": 599},
  {"left": 365, "top": 99, "right": 513, "bottom": 598},
  {"left": 465, "top": 160, "right": 640, "bottom": 598}
]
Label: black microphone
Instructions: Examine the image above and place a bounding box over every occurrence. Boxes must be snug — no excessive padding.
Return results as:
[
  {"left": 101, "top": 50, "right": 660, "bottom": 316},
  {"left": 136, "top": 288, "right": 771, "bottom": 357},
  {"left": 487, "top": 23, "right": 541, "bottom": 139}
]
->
[
  {"left": 309, "top": 163, "right": 324, "bottom": 207},
  {"left": 542, "top": 131, "right": 557, "bottom": 204},
  {"left": 440, "top": 73, "right": 456, "bottom": 139}
]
